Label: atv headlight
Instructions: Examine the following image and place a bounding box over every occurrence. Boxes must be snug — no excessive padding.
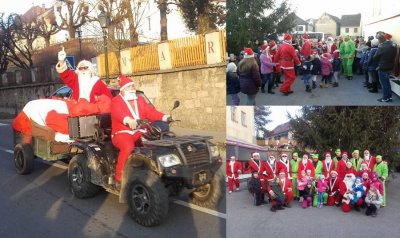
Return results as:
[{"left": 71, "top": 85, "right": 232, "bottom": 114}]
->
[
  {"left": 210, "top": 145, "right": 220, "bottom": 157},
  {"left": 158, "top": 154, "right": 182, "bottom": 167}
]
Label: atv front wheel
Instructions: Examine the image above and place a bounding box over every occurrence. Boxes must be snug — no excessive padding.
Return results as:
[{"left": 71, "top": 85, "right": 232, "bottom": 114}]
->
[
  {"left": 14, "top": 143, "right": 34, "bottom": 175},
  {"left": 189, "top": 169, "right": 223, "bottom": 208},
  {"left": 68, "top": 154, "right": 101, "bottom": 198},
  {"left": 127, "top": 170, "right": 169, "bottom": 227}
]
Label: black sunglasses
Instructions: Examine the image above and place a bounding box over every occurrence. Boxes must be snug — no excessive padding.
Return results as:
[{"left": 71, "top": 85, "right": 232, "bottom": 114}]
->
[{"left": 78, "top": 66, "right": 89, "bottom": 70}]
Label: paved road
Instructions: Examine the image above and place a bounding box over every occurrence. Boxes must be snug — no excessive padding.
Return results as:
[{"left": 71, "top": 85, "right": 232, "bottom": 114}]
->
[
  {"left": 228, "top": 73, "right": 400, "bottom": 106},
  {"left": 0, "top": 120, "right": 226, "bottom": 238},
  {"left": 226, "top": 175, "right": 400, "bottom": 238}
]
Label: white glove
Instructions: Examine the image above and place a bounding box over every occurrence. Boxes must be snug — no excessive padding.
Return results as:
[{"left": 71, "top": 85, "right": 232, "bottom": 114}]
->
[
  {"left": 58, "top": 47, "right": 66, "bottom": 61},
  {"left": 125, "top": 117, "right": 137, "bottom": 129}
]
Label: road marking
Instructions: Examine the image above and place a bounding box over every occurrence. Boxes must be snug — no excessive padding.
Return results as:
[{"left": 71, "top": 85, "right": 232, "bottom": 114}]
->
[
  {"left": 0, "top": 147, "right": 226, "bottom": 219},
  {"left": 171, "top": 199, "right": 226, "bottom": 219},
  {"left": 0, "top": 123, "right": 9, "bottom": 126}
]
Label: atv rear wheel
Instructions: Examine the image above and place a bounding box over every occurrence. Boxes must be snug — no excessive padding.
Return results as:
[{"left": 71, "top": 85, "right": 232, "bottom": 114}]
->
[
  {"left": 14, "top": 143, "right": 34, "bottom": 175},
  {"left": 68, "top": 154, "right": 101, "bottom": 198},
  {"left": 189, "top": 169, "right": 223, "bottom": 208},
  {"left": 127, "top": 170, "right": 169, "bottom": 227}
]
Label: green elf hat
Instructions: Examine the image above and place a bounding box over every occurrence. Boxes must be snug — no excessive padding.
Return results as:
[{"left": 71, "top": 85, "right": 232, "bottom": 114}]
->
[
  {"left": 335, "top": 148, "right": 341, "bottom": 153},
  {"left": 376, "top": 155, "right": 382, "bottom": 159},
  {"left": 293, "top": 152, "right": 298, "bottom": 157},
  {"left": 353, "top": 150, "right": 359, "bottom": 154},
  {"left": 312, "top": 154, "right": 319, "bottom": 158}
]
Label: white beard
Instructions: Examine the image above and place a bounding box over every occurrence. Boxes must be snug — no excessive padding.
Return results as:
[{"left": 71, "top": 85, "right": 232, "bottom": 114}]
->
[
  {"left": 325, "top": 158, "right": 332, "bottom": 163},
  {"left": 302, "top": 159, "right": 308, "bottom": 165},
  {"left": 344, "top": 177, "right": 355, "bottom": 190},
  {"left": 364, "top": 155, "right": 370, "bottom": 161},
  {"left": 77, "top": 72, "right": 98, "bottom": 101}
]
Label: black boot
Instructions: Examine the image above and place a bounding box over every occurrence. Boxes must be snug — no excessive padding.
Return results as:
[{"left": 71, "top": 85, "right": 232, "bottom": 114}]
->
[
  {"left": 268, "top": 90, "right": 275, "bottom": 94},
  {"left": 270, "top": 205, "right": 277, "bottom": 212},
  {"left": 333, "top": 82, "right": 339, "bottom": 87},
  {"left": 306, "top": 85, "right": 312, "bottom": 92},
  {"left": 312, "top": 81, "right": 316, "bottom": 89}
]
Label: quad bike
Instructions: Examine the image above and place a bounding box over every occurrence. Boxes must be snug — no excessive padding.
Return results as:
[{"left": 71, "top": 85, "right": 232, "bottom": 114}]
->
[{"left": 13, "top": 99, "right": 223, "bottom": 227}]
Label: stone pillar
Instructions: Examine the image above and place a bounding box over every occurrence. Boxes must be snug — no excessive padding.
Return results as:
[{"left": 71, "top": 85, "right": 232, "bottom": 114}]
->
[
  {"left": 205, "top": 32, "right": 223, "bottom": 65},
  {"left": 158, "top": 43, "right": 172, "bottom": 70},
  {"left": 120, "top": 48, "right": 133, "bottom": 75}
]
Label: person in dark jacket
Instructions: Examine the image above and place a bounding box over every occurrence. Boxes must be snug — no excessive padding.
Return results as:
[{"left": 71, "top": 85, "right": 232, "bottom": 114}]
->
[
  {"left": 310, "top": 50, "right": 321, "bottom": 89},
  {"left": 226, "top": 59, "right": 240, "bottom": 105},
  {"left": 373, "top": 31, "right": 398, "bottom": 102},
  {"left": 238, "top": 48, "right": 261, "bottom": 105},
  {"left": 368, "top": 39, "right": 379, "bottom": 93},
  {"left": 248, "top": 171, "right": 263, "bottom": 206}
]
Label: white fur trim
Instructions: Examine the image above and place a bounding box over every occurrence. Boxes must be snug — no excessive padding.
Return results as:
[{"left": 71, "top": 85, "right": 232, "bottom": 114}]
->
[
  {"left": 120, "top": 82, "right": 135, "bottom": 91},
  {"left": 56, "top": 62, "right": 68, "bottom": 73}
]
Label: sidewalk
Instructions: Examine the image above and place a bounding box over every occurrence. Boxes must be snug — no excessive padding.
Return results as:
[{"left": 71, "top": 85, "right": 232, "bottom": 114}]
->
[{"left": 229, "top": 73, "right": 400, "bottom": 106}]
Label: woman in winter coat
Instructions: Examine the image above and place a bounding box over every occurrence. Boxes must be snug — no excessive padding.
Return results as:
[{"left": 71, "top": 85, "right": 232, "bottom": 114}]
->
[
  {"left": 259, "top": 45, "right": 276, "bottom": 94},
  {"left": 238, "top": 48, "right": 261, "bottom": 105},
  {"left": 226, "top": 60, "right": 240, "bottom": 105}
]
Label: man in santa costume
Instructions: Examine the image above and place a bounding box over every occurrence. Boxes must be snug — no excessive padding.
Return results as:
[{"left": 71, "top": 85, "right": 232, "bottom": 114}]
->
[
  {"left": 362, "top": 149, "right": 376, "bottom": 171},
  {"left": 336, "top": 151, "right": 348, "bottom": 180},
  {"left": 290, "top": 152, "right": 300, "bottom": 200},
  {"left": 276, "top": 152, "right": 292, "bottom": 179},
  {"left": 111, "top": 75, "right": 171, "bottom": 185},
  {"left": 357, "top": 162, "right": 372, "bottom": 178},
  {"left": 322, "top": 152, "right": 335, "bottom": 178},
  {"left": 300, "top": 34, "right": 311, "bottom": 61},
  {"left": 298, "top": 154, "right": 315, "bottom": 178},
  {"left": 327, "top": 170, "right": 340, "bottom": 206},
  {"left": 339, "top": 173, "right": 356, "bottom": 212},
  {"left": 266, "top": 153, "right": 278, "bottom": 179},
  {"left": 226, "top": 155, "right": 242, "bottom": 193},
  {"left": 273, "top": 33, "right": 301, "bottom": 95},
  {"left": 56, "top": 47, "right": 112, "bottom": 102},
  {"left": 268, "top": 170, "right": 294, "bottom": 212}
]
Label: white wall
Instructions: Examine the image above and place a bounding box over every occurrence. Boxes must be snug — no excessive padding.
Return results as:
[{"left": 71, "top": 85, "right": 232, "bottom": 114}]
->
[{"left": 226, "top": 106, "right": 255, "bottom": 144}]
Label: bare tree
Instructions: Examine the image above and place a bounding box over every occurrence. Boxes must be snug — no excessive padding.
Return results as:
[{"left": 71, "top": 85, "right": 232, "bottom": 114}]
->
[
  {"left": 55, "top": 0, "right": 95, "bottom": 39},
  {"left": 37, "top": 11, "right": 60, "bottom": 47}
]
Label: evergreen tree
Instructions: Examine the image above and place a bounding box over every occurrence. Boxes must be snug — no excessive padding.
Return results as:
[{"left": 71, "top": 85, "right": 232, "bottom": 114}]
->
[
  {"left": 289, "top": 106, "right": 400, "bottom": 169},
  {"left": 254, "top": 106, "right": 272, "bottom": 139},
  {"left": 227, "top": 0, "right": 296, "bottom": 55}
]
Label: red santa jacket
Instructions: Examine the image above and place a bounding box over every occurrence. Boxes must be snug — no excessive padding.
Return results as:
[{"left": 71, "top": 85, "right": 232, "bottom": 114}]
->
[
  {"left": 362, "top": 157, "right": 376, "bottom": 171},
  {"left": 267, "top": 177, "right": 293, "bottom": 195},
  {"left": 266, "top": 160, "right": 277, "bottom": 181},
  {"left": 298, "top": 159, "right": 315, "bottom": 178},
  {"left": 327, "top": 177, "right": 340, "bottom": 196},
  {"left": 322, "top": 159, "right": 336, "bottom": 178},
  {"left": 111, "top": 95, "right": 165, "bottom": 135},
  {"left": 276, "top": 159, "right": 292, "bottom": 179},
  {"left": 336, "top": 159, "right": 347, "bottom": 179},
  {"left": 300, "top": 40, "right": 311, "bottom": 57},
  {"left": 248, "top": 159, "right": 274, "bottom": 181},
  {"left": 226, "top": 161, "right": 242, "bottom": 179},
  {"left": 57, "top": 66, "right": 112, "bottom": 103},
  {"left": 269, "top": 50, "right": 281, "bottom": 73},
  {"left": 274, "top": 42, "right": 301, "bottom": 69}
]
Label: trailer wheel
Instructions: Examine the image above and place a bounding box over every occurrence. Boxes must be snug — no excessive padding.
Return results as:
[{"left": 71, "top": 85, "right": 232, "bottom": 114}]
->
[{"left": 14, "top": 143, "right": 34, "bottom": 175}]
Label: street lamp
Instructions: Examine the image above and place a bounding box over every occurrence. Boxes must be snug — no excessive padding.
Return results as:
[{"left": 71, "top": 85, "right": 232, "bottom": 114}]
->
[{"left": 98, "top": 10, "right": 110, "bottom": 84}]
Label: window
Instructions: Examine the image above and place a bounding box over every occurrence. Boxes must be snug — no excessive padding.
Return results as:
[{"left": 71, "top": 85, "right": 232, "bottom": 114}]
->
[
  {"left": 345, "top": 28, "right": 349, "bottom": 33},
  {"left": 354, "top": 28, "right": 358, "bottom": 33},
  {"left": 230, "top": 107, "right": 237, "bottom": 122},
  {"left": 241, "top": 111, "right": 246, "bottom": 127}
]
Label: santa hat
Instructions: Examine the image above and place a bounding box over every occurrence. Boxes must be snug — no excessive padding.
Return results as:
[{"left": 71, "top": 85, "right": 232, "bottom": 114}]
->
[
  {"left": 384, "top": 33, "right": 392, "bottom": 40},
  {"left": 364, "top": 149, "right": 370, "bottom": 154},
  {"left": 333, "top": 51, "right": 340, "bottom": 59},
  {"left": 251, "top": 152, "right": 260, "bottom": 157},
  {"left": 293, "top": 152, "right": 298, "bottom": 157},
  {"left": 119, "top": 75, "right": 134, "bottom": 91},
  {"left": 243, "top": 48, "right": 254, "bottom": 58},
  {"left": 342, "top": 151, "right": 348, "bottom": 156},
  {"left": 362, "top": 171, "right": 369, "bottom": 176},
  {"left": 360, "top": 161, "right": 368, "bottom": 168},
  {"left": 322, "top": 53, "right": 330, "bottom": 59},
  {"left": 269, "top": 154, "right": 276, "bottom": 159},
  {"left": 303, "top": 154, "right": 309, "bottom": 158},
  {"left": 335, "top": 148, "right": 341, "bottom": 153},
  {"left": 284, "top": 34, "right": 292, "bottom": 42},
  {"left": 281, "top": 153, "right": 287, "bottom": 157},
  {"left": 330, "top": 170, "right": 338, "bottom": 175},
  {"left": 325, "top": 152, "right": 331, "bottom": 157},
  {"left": 312, "top": 154, "right": 319, "bottom": 158},
  {"left": 269, "top": 41, "right": 277, "bottom": 50},
  {"left": 302, "top": 34, "right": 308, "bottom": 40},
  {"left": 279, "top": 169, "right": 286, "bottom": 175},
  {"left": 261, "top": 44, "right": 267, "bottom": 51}
]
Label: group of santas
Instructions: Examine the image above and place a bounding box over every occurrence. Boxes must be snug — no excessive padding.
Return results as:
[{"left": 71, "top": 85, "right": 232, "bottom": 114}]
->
[{"left": 232, "top": 148, "right": 388, "bottom": 214}]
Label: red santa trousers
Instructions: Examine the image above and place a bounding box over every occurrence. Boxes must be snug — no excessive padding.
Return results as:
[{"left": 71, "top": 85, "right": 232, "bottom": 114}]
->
[
  {"left": 228, "top": 177, "right": 240, "bottom": 191},
  {"left": 279, "top": 68, "right": 296, "bottom": 93},
  {"left": 112, "top": 132, "right": 143, "bottom": 182}
]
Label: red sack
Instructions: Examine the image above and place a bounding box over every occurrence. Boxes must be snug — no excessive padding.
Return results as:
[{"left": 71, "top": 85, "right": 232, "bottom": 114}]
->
[{"left": 45, "top": 110, "right": 69, "bottom": 134}]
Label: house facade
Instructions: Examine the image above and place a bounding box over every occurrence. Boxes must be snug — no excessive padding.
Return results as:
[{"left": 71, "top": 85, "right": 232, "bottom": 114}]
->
[
  {"left": 315, "top": 12, "right": 341, "bottom": 37},
  {"left": 267, "top": 122, "right": 296, "bottom": 148},
  {"left": 340, "top": 14, "right": 362, "bottom": 37}
]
